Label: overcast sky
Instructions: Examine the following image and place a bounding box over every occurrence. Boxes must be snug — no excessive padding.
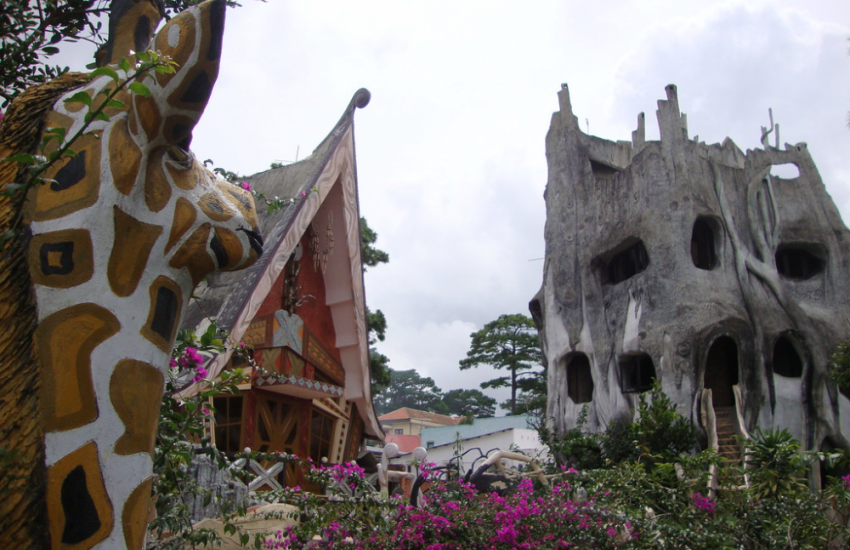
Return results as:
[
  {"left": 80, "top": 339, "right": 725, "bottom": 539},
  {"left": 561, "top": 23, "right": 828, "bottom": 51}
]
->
[{"left": 56, "top": 0, "right": 850, "bottom": 411}]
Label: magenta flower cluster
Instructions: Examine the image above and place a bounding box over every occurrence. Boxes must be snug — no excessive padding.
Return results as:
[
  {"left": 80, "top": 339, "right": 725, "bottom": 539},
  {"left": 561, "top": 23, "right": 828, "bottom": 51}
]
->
[
  {"left": 691, "top": 492, "right": 716, "bottom": 514},
  {"left": 169, "top": 346, "right": 207, "bottom": 382}
]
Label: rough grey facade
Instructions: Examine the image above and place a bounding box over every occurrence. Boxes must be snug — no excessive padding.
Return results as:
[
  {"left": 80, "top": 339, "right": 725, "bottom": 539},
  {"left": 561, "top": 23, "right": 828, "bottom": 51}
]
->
[{"left": 531, "top": 84, "right": 850, "bottom": 455}]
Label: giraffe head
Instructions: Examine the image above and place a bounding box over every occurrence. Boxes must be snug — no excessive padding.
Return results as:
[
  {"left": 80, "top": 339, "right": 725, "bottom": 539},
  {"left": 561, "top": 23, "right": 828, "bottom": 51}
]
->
[{"left": 27, "top": 0, "right": 263, "bottom": 318}]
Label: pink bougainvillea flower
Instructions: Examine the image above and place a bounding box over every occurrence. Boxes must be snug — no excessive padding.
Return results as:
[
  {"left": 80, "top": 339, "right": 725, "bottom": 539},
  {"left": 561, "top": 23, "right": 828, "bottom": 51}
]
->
[
  {"left": 241, "top": 181, "right": 252, "bottom": 191},
  {"left": 692, "top": 492, "right": 716, "bottom": 514},
  {"left": 300, "top": 190, "right": 306, "bottom": 197}
]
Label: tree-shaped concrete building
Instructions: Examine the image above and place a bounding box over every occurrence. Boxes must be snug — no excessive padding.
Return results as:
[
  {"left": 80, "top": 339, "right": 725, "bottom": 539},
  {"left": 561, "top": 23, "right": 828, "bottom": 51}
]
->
[{"left": 531, "top": 84, "right": 850, "bottom": 462}]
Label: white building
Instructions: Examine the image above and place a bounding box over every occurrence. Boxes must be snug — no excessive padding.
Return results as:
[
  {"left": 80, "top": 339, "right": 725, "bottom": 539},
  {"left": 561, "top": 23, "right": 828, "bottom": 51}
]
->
[{"left": 393, "top": 415, "right": 548, "bottom": 475}]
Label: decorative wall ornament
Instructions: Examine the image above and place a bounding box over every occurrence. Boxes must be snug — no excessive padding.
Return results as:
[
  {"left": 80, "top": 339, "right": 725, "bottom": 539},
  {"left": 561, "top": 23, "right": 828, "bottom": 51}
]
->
[
  {"left": 282, "top": 255, "right": 302, "bottom": 313},
  {"left": 323, "top": 210, "right": 334, "bottom": 274},
  {"left": 272, "top": 309, "right": 305, "bottom": 354},
  {"left": 309, "top": 222, "right": 321, "bottom": 272}
]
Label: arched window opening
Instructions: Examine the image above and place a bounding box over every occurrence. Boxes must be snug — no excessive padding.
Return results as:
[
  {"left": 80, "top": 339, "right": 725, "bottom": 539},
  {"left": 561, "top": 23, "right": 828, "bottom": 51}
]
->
[
  {"left": 769, "top": 163, "right": 801, "bottom": 179},
  {"left": 566, "top": 353, "right": 594, "bottom": 404},
  {"left": 704, "top": 336, "right": 739, "bottom": 408},
  {"left": 590, "top": 159, "right": 620, "bottom": 179},
  {"left": 772, "top": 336, "right": 803, "bottom": 378},
  {"left": 775, "top": 245, "right": 824, "bottom": 280},
  {"left": 820, "top": 437, "right": 850, "bottom": 489},
  {"left": 620, "top": 353, "right": 656, "bottom": 393},
  {"left": 601, "top": 240, "right": 649, "bottom": 285},
  {"left": 690, "top": 217, "right": 718, "bottom": 270}
]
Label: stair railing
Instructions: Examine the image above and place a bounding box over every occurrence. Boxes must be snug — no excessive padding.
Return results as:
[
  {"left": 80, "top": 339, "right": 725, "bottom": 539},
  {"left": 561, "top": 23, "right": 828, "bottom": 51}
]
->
[
  {"left": 731, "top": 384, "right": 750, "bottom": 489},
  {"left": 699, "top": 388, "right": 720, "bottom": 494}
]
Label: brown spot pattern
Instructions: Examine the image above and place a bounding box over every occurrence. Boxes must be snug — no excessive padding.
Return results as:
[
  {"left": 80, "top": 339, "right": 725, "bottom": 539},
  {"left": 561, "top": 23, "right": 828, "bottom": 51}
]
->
[
  {"left": 109, "top": 117, "right": 143, "bottom": 195},
  {"left": 132, "top": 94, "right": 161, "bottom": 143},
  {"left": 110, "top": 360, "right": 164, "bottom": 456},
  {"left": 141, "top": 276, "right": 183, "bottom": 352},
  {"left": 122, "top": 478, "right": 154, "bottom": 550},
  {"left": 213, "top": 227, "right": 244, "bottom": 270},
  {"left": 36, "top": 304, "right": 120, "bottom": 432},
  {"left": 143, "top": 148, "right": 172, "bottom": 212},
  {"left": 199, "top": 191, "right": 235, "bottom": 222},
  {"left": 47, "top": 442, "right": 113, "bottom": 550},
  {"left": 29, "top": 229, "right": 94, "bottom": 288},
  {"left": 165, "top": 197, "right": 197, "bottom": 253},
  {"left": 27, "top": 135, "right": 102, "bottom": 222},
  {"left": 108, "top": 206, "right": 163, "bottom": 296},
  {"left": 152, "top": 17, "right": 197, "bottom": 89},
  {"left": 168, "top": 223, "right": 215, "bottom": 286}
]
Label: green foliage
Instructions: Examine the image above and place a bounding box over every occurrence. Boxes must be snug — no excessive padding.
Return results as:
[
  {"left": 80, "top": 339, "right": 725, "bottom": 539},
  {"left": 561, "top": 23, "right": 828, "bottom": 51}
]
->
[
  {"left": 360, "top": 219, "right": 391, "bottom": 395},
  {"left": 540, "top": 383, "right": 695, "bottom": 471},
  {"left": 632, "top": 382, "right": 696, "bottom": 463},
  {"left": 373, "top": 369, "right": 499, "bottom": 418},
  {"left": 366, "top": 307, "right": 390, "bottom": 393},
  {"left": 459, "top": 313, "right": 544, "bottom": 415},
  {"left": 442, "top": 388, "right": 497, "bottom": 418},
  {"left": 829, "top": 340, "right": 850, "bottom": 393},
  {"left": 745, "top": 427, "right": 809, "bottom": 499},
  {"left": 538, "top": 406, "right": 604, "bottom": 471},
  {"left": 360, "top": 216, "right": 389, "bottom": 270},
  {"left": 373, "top": 368, "right": 449, "bottom": 415}
]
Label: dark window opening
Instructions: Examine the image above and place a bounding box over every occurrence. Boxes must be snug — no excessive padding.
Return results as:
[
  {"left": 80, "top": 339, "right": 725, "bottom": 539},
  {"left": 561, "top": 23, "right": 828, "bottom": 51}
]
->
[
  {"left": 566, "top": 353, "right": 594, "bottom": 404},
  {"left": 772, "top": 336, "right": 803, "bottom": 378},
  {"left": 150, "top": 286, "right": 178, "bottom": 341},
  {"left": 690, "top": 218, "right": 717, "bottom": 270},
  {"left": 820, "top": 437, "right": 850, "bottom": 489},
  {"left": 213, "top": 394, "right": 243, "bottom": 454},
  {"left": 310, "top": 410, "right": 335, "bottom": 463},
  {"left": 776, "top": 246, "right": 824, "bottom": 280},
  {"left": 704, "top": 336, "right": 739, "bottom": 408},
  {"left": 601, "top": 240, "right": 649, "bottom": 285},
  {"left": 620, "top": 353, "right": 656, "bottom": 393},
  {"left": 590, "top": 159, "right": 620, "bottom": 179},
  {"left": 426, "top": 441, "right": 435, "bottom": 449}
]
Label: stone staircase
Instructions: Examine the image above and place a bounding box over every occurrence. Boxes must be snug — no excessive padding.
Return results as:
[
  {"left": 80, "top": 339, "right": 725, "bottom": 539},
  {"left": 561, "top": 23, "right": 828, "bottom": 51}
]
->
[{"left": 714, "top": 407, "right": 741, "bottom": 464}]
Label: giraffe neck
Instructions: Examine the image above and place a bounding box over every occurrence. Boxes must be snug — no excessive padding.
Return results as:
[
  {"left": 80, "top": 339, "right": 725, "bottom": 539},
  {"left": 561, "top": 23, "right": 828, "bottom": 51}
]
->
[{"left": 17, "top": 3, "right": 261, "bottom": 548}]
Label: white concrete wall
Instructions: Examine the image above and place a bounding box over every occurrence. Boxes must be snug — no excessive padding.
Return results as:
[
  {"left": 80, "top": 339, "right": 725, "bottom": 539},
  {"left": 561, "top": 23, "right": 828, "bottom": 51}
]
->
[{"left": 393, "top": 428, "right": 548, "bottom": 475}]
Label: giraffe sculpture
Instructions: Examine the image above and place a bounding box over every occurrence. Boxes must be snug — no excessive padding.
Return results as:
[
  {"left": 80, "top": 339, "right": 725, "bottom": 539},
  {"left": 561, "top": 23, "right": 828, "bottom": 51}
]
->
[{"left": 0, "top": 1, "right": 262, "bottom": 548}]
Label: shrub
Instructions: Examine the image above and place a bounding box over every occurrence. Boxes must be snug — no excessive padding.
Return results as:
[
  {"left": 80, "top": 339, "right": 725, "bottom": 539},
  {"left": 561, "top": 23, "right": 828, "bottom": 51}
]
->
[{"left": 538, "top": 405, "right": 604, "bottom": 471}]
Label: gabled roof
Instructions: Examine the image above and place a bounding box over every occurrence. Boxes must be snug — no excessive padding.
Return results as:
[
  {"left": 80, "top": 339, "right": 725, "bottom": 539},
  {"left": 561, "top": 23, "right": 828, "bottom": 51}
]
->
[
  {"left": 378, "top": 407, "right": 462, "bottom": 426},
  {"left": 181, "top": 89, "right": 383, "bottom": 438}
]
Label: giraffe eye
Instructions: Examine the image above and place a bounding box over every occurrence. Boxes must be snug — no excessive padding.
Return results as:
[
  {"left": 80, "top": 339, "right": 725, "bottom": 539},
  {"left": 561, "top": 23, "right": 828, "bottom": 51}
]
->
[{"left": 166, "top": 145, "right": 192, "bottom": 168}]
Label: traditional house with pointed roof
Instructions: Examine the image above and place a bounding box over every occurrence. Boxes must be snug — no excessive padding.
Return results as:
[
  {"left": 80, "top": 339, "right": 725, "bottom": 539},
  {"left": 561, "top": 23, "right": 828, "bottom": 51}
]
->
[{"left": 181, "top": 89, "right": 383, "bottom": 486}]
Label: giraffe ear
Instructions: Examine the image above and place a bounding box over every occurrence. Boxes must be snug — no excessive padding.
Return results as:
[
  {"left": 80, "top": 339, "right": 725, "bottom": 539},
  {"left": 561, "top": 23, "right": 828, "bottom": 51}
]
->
[
  {"left": 132, "top": 0, "right": 226, "bottom": 149},
  {"left": 95, "top": 0, "right": 163, "bottom": 68}
]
